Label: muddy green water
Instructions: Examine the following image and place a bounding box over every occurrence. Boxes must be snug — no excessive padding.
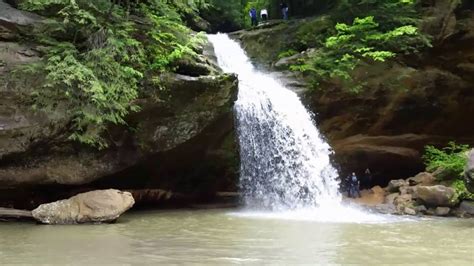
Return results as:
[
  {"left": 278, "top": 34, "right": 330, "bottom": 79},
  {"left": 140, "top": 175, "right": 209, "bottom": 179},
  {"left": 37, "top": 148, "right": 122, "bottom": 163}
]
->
[{"left": 0, "top": 209, "right": 473, "bottom": 264}]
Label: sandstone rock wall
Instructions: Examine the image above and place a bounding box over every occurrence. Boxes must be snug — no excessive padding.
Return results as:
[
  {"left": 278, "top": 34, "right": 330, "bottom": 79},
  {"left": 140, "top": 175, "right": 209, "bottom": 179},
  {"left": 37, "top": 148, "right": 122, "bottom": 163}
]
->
[
  {"left": 234, "top": 2, "right": 474, "bottom": 184},
  {"left": 0, "top": 1, "right": 239, "bottom": 208}
]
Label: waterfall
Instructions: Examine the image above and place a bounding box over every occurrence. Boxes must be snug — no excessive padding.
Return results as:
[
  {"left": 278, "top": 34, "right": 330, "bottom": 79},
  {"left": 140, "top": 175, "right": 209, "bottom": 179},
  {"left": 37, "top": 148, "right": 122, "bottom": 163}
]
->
[{"left": 208, "top": 34, "right": 341, "bottom": 210}]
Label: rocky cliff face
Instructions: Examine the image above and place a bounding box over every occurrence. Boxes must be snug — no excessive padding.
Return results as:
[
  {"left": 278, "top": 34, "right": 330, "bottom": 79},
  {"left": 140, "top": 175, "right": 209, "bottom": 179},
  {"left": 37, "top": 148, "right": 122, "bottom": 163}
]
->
[
  {"left": 0, "top": 1, "right": 238, "bottom": 208},
  {"left": 233, "top": 1, "right": 474, "bottom": 185}
]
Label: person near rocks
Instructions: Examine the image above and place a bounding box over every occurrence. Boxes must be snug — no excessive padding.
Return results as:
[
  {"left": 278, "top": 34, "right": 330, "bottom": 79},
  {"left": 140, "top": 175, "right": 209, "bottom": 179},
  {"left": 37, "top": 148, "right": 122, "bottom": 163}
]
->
[
  {"left": 345, "top": 174, "right": 353, "bottom": 198},
  {"left": 249, "top": 7, "right": 258, "bottom": 26},
  {"left": 280, "top": 1, "right": 289, "bottom": 20},
  {"left": 260, "top": 8, "right": 268, "bottom": 22},
  {"left": 364, "top": 168, "right": 372, "bottom": 188},
  {"left": 350, "top": 172, "right": 361, "bottom": 198}
]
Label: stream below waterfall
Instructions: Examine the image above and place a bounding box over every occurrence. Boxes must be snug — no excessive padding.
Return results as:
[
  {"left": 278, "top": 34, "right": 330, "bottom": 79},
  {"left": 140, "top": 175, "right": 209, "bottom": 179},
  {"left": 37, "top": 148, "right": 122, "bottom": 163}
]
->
[{"left": 1, "top": 209, "right": 473, "bottom": 264}]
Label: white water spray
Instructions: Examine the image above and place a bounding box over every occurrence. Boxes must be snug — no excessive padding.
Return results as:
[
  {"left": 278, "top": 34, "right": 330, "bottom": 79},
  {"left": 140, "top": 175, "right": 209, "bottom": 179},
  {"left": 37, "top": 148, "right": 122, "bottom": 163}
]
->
[{"left": 209, "top": 34, "right": 341, "bottom": 210}]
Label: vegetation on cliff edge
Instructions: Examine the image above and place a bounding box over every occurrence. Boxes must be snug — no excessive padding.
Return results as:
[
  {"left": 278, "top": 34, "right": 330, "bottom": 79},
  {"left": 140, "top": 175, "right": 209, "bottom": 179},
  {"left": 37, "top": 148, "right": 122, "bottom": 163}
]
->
[
  {"left": 288, "top": 0, "right": 432, "bottom": 92},
  {"left": 423, "top": 142, "right": 474, "bottom": 200},
  {"left": 17, "top": 0, "right": 207, "bottom": 148}
]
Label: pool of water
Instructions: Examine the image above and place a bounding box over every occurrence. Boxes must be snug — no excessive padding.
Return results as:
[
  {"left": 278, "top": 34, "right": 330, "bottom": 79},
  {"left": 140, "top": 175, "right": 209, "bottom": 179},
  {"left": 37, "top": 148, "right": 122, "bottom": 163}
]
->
[{"left": 0, "top": 209, "right": 473, "bottom": 264}]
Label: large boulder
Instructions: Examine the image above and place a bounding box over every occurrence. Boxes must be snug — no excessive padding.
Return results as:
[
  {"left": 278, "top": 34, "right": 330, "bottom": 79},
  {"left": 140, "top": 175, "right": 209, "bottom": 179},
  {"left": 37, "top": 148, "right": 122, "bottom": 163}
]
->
[
  {"left": 414, "top": 185, "right": 459, "bottom": 207},
  {"left": 464, "top": 149, "right": 474, "bottom": 193},
  {"left": 386, "top": 179, "right": 409, "bottom": 193},
  {"left": 408, "top": 172, "right": 436, "bottom": 186},
  {"left": 32, "top": 189, "right": 134, "bottom": 224}
]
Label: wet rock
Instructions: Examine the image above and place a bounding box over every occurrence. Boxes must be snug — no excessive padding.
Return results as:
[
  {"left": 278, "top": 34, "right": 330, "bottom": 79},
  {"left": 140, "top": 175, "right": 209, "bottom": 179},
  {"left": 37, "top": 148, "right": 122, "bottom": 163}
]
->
[
  {"left": 0, "top": 1, "right": 42, "bottom": 40},
  {"left": 0, "top": 73, "right": 238, "bottom": 187},
  {"left": 399, "top": 185, "right": 416, "bottom": 195},
  {"left": 464, "top": 149, "right": 474, "bottom": 193},
  {"left": 415, "top": 205, "right": 428, "bottom": 214},
  {"left": 372, "top": 203, "right": 396, "bottom": 214},
  {"left": 385, "top": 193, "right": 399, "bottom": 205},
  {"left": 403, "top": 207, "right": 417, "bottom": 216},
  {"left": 457, "top": 200, "right": 474, "bottom": 217},
  {"left": 426, "top": 208, "right": 436, "bottom": 216},
  {"left": 408, "top": 172, "right": 436, "bottom": 186},
  {"left": 172, "top": 50, "right": 217, "bottom": 77},
  {"left": 387, "top": 179, "right": 408, "bottom": 193},
  {"left": 434, "top": 207, "right": 451, "bottom": 216},
  {"left": 414, "top": 185, "right": 459, "bottom": 207},
  {"left": 394, "top": 194, "right": 413, "bottom": 214},
  {"left": 32, "top": 189, "right": 135, "bottom": 224}
]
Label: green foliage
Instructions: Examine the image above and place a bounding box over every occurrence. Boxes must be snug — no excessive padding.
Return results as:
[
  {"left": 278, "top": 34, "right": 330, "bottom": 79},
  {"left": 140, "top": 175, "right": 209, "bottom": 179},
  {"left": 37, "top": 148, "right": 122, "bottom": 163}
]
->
[
  {"left": 288, "top": 0, "right": 431, "bottom": 92},
  {"left": 278, "top": 49, "right": 298, "bottom": 59},
  {"left": 451, "top": 179, "right": 474, "bottom": 201},
  {"left": 423, "top": 142, "right": 470, "bottom": 180},
  {"left": 424, "top": 142, "right": 473, "bottom": 201},
  {"left": 19, "top": 0, "right": 205, "bottom": 148}
]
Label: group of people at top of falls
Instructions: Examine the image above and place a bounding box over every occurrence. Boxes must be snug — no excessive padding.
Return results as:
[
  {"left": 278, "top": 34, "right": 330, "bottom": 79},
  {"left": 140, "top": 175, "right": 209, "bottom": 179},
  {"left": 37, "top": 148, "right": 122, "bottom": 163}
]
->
[{"left": 249, "top": 1, "right": 289, "bottom": 27}]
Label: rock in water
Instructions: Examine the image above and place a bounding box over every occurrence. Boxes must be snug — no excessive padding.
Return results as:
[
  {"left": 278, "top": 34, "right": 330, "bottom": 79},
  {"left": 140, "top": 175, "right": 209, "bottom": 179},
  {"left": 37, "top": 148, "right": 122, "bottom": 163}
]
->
[
  {"left": 414, "top": 185, "right": 458, "bottom": 207},
  {"left": 464, "top": 149, "right": 474, "bottom": 193},
  {"left": 32, "top": 189, "right": 134, "bottom": 224},
  {"left": 457, "top": 201, "right": 474, "bottom": 217},
  {"left": 435, "top": 207, "right": 450, "bottom": 216}
]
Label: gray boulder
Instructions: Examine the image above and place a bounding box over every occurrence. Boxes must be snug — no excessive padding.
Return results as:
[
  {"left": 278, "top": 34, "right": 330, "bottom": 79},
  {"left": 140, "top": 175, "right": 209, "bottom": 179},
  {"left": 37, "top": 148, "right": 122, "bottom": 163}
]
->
[
  {"left": 464, "top": 149, "right": 474, "bottom": 193},
  {"left": 387, "top": 179, "right": 408, "bottom": 193},
  {"left": 32, "top": 189, "right": 134, "bottom": 224},
  {"left": 457, "top": 200, "right": 474, "bottom": 217},
  {"left": 414, "top": 185, "right": 459, "bottom": 207},
  {"left": 434, "top": 207, "right": 451, "bottom": 216},
  {"left": 408, "top": 172, "right": 436, "bottom": 186}
]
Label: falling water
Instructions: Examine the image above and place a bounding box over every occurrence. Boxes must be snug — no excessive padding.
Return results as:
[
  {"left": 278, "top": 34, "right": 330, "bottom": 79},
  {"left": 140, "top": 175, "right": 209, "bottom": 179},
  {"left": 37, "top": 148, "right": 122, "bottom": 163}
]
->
[{"left": 209, "top": 34, "right": 341, "bottom": 210}]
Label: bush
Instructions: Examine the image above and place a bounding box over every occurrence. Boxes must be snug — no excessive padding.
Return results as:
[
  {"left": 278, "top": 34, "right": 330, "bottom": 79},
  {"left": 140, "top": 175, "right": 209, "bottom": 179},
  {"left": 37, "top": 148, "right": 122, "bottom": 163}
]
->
[
  {"left": 289, "top": 0, "right": 431, "bottom": 92},
  {"left": 451, "top": 179, "right": 474, "bottom": 201},
  {"left": 423, "top": 142, "right": 470, "bottom": 180}
]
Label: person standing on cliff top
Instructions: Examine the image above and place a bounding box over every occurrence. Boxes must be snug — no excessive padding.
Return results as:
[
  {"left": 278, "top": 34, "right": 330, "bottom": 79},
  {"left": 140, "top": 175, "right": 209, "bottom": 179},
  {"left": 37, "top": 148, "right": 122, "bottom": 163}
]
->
[
  {"left": 249, "top": 7, "right": 258, "bottom": 26},
  {"left": 260, "top": 8, "right": 268, "bottom": 22},
  {"left": 280, "top": 1, "right": 289, "bottom": 20}
]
